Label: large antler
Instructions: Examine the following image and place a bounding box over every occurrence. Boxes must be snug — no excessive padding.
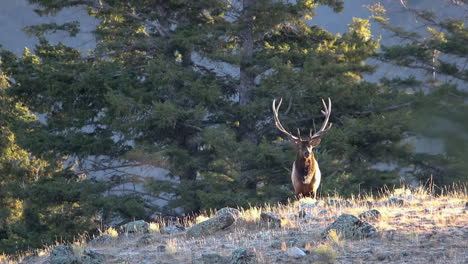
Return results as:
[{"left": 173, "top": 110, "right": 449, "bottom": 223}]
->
[
  {"left": 272, "top": 98, "right": 332, "bottom": 142},
  {"left": 272, "top": 98, "right": 301, "bottom": 143},
  {"left": 310, "top": 98, "right": 332, "bottom": 139}
]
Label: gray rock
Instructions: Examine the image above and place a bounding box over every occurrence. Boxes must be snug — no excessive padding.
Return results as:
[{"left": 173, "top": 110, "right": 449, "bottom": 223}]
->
[
  {"left": 160, "top": 224, "right": 185, "bottom": 235},
  {"left": 88, "top": 234, "right": 114, "bottom": 245},
  {"left": 326, "top": 199, "right": 352, "bottom": 207},
  {"left": 201, "top": 253, "right": 229, "bottom": 264},
  {"left": 260, "top": 212, "right": 281, "bottom": 228},
  {"left": 299, "top": 200, "right": 319, "bottom": 208},
  {"left": 286, "top": 247, "right": 307, "bottom": 258},
  {"left": 322, "top": 214, "right": 377, "bottom": 239},
  {"left": 377, "top": 251, "right": 392, "bottom": 261},
  {"left": 19, "top": 253, "right": 38, "bottom": 264},
  {"left": 229, "top": 248, "right": 257, "bottom": 264},
  {"left": 270, "top": 241, "right": 283, "bottom": 249},
  {"left": 120, "top": 220, "right": 150, "bottom": 233},
  {"left": 156, "top": 244, "right": 166, "bottom": 252},
  {"left": 137, "top": 234, "right": 159, "bottom": 246},
  {"left": 49, "top": 245, "right": 79, "bottom": 264},
  {"left": 358, "top": 209, "right": 382, "bottom": 222},
  {"left": 216, "top": 207, "right": 242, "bottom": 218},
  {"left": 318, "top": 209, "right": 328, "bottom": 216},
  {"left": 81, "top": 249, "right": 105, "bottom": 264},
  {"left": 186, "top": 214, "right": 235, "bottom": 237},
  {"left": 386, "top": 197, "right": 405, "bottom": 206},
  {"left": 358, "top": 201, "right": 374, "bottom": 208}
]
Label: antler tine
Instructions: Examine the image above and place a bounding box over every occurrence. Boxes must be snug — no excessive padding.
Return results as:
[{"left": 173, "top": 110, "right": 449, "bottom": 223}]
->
[
  {"left": 272, "top": 98, "right": 300, "bottom": 142},
  {"left": 296, "top": 128, "right": 303, "bottom": 141},
  {"left": 310, "top": 97, "right": 332, "bottom": 139}
]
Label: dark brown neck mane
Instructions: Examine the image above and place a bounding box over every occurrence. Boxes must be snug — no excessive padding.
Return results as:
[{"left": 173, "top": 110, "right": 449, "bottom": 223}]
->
[{"left": 295, "top": 151, "right": 316, "bottom": 176}]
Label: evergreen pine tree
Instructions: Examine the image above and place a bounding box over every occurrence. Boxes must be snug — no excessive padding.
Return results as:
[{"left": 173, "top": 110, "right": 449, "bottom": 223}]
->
[{"left": 369, "top": 1, "right": 468, "bottom": 185}]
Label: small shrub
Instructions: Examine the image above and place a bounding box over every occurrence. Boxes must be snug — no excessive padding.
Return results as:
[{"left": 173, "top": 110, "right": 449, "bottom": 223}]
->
[
  {"left": 106, "top": 227, "right": 118, "bottom": 238},
  {"left": 149, "top": 222, "right": 160, "bottom": 232},
  {"left": 326, "top": 229, "right": 344, "bottom": 248},
  {"left": 313, "top": 245, "right": 338, "bottom": 264}
]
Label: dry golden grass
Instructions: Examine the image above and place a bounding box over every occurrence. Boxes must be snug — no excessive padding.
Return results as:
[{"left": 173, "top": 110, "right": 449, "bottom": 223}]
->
[{"left": 4, "top": 185, "right": 467, "bottom": 264}]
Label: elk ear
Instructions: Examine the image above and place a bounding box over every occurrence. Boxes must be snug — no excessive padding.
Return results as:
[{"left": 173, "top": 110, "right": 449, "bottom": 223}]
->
[{"left": 309, "top": 138, "right": 321, "bottom": 147}]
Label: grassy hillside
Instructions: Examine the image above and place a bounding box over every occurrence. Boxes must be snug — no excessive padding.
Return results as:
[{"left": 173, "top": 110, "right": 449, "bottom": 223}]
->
[{"left": 2, "top": 185, "right": 467, "bottom": 264}]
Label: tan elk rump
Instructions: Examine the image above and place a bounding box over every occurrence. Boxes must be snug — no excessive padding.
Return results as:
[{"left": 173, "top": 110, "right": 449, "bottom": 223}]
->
[{"left": 272, "top": 98, "right": 332, "bottom": 198}]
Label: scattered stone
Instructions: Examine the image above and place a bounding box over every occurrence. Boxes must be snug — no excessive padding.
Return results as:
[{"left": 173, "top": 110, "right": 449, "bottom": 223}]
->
[
  {"left": 229, "top": 248, "right": 257, "bottom": 264},
  {"left": 404, "top": 195, "right": 419, "bottom": 200},
  {"left": 326, "top": 199, "right": 352, "bottom": 207},
  {"left": 322, "top": 214, "right": 377, "bottom": 239},
  {"left": 216, "top": 207, "right": 242, "bottom": 218},
  {"left": 358, "top": 201, "right": 374, "bottom": 208},
  {"left": 286, "top": 247, "right": 307, "bottom": 258},
  {"left": 260, "top": 212, "right": 281, "bottom": 228},
  {"left": 156, "top": 244, "right": 167, "bottom": 252},
  {"left": 81, "top": 249, "right": 105, "bottom": 264},
  {"left": 137, "top": 234, "right": 159, "bottom": 246},
  {"left": 376, "top": 251, "right": 392, "bottom": 261},
  {"left": 359, "top": 209, "right": 382, "bottom": 222},
  {"left": 299, "top": 200, "right": 319, "bottom": 209},
  {"left": 270, "top": 241, "right": 283, "bottom": 249},
  {"left": 201, "top": 253, "right": 228, "bottom": 264},
  {"left": 120, "top": 220, "right": 150, "bottom": 233},
  {"left": 49, "top": 245, "right": 79, "bottom": 264},
  {"left": 318, "top": 209, "right": 328, "bottom": 216},
  {"left": 385, "top": 197, "right": 405, "bottom": 206},
  {"left": 187, "top": 214, "right": 235, "bottom": 237},
  {"left": 89, "top": 234, "right": 114, "bottom": 246},
  {"left": 19, "top": 252, "right": 38, "bottom": 264},
  {"left": 160, "top": 224, "right": 185, "bottom": 235}
]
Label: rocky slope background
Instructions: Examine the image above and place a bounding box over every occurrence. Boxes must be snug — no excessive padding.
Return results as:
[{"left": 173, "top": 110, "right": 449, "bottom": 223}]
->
[{"left": 3, "top": 186, "right": 467, "bottom": 264}]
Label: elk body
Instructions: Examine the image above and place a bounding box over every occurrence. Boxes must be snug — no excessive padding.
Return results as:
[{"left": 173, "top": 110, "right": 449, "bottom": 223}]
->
[{"left": 272, "top": 98, "right": 332, "bottom": 198}]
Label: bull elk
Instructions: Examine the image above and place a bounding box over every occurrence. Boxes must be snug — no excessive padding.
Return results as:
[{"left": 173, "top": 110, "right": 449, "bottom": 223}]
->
[{"left": 272, "top": 98, "right": 332, "bottom": 198}]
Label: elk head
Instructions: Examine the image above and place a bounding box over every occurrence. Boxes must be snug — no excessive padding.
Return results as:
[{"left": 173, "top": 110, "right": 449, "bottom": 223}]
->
[{"left": 272, "top": 98, "right": 332, "bottom": 198}]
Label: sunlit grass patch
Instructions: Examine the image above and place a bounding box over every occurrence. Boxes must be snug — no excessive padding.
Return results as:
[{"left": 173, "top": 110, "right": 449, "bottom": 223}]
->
[
  {"left": 149, "top": 222, "right": 160, "bottom": 232},
  {"left": 313, "top": 244, "right": 338, "bottom": 264},
  {"left": 105, "top": 227, "right": 119, "bottom": 238},
  {"left": 195, "top": 215, "right": 210, "bottom": 224}
]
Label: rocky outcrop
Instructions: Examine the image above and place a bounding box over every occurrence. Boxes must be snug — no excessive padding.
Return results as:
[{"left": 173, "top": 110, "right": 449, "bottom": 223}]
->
[
  {"left": 81, "top": 249, "right": 105, "bottom": 264},
  {"left": 186, "top": 214, "right": 235, "bottom": 237},
  {"left": 120, "top": 220, "right": 150, "bottom": 233},
  {"left": 286, "top": 247, "right": 307, "bottom": 258},
  {"left": 326, "top": 199, "right": 352, "bottom": 207},
  {"left": 201, "top": 253, "right": 229, "bottom": 264},
  {"left": 322, "top": 214, "right": 377, "bottom": 239},
  {"left": 260, "top": 212, "right": 281, "bottom": 228},
  {"left": 49, "top": 246, "right": 79, "bottom": 264},
  {"left": 359, "top": 209, "right": 382, "bottom": 222},
  {"left": 216, "top": 207, "right": 242, "bottom": 218},
  {"left": 160, "top": 224, "right": 185, "bottom": 235},
  {"left": 229, "top": 248, "right": 257, "bottom": 264}
]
